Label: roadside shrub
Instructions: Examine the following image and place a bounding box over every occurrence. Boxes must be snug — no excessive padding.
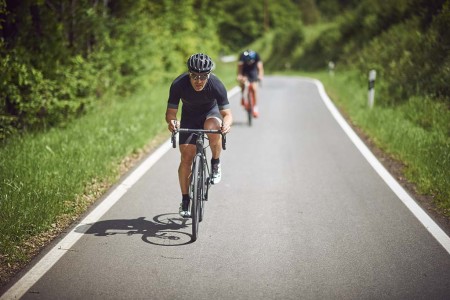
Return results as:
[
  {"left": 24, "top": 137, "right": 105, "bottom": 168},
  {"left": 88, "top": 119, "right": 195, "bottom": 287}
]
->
[
  {"left": 0, "top": 49, "right": 98, "bottom": 135},
  {"left": 266, "top": 27, "right": 305, "bottom": 71},
  {"left": 294, "top": 25, "right": 341, "bottom": 71},
  {"left": 353, "top": 4, "right": 450, "bottom": 106},
  {"left": 352, "top": 19, "right": 418, "bottom": 105}
]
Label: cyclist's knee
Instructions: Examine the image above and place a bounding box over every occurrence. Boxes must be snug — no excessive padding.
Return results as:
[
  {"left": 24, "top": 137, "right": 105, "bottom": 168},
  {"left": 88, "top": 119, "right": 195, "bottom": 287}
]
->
[
  {"left": 180, "top": 145, "right": 195, "bottom": 163},
  {"left": 204, "top": 117, "right": 221, "bottom": 130}
]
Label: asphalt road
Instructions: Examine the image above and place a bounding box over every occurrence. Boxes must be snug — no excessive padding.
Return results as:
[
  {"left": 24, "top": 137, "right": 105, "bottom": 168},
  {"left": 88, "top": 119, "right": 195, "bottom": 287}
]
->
[{"left": 3, "top": 76, "right": 450, "bottom": 299}]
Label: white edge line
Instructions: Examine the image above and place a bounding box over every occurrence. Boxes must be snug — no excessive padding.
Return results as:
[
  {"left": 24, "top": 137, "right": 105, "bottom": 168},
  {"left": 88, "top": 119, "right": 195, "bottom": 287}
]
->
[
  {"left": 1, "top": 87, "right": 241, "bottom": 299},
  {"left": 307, "top": 78, "right": 450, "bottom": 255}
]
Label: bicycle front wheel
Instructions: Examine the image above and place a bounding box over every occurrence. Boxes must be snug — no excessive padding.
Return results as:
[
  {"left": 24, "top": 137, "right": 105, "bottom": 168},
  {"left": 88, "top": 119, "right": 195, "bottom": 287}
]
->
[{"left": 191, "top": 154, "right": 203, "bottom": 242}]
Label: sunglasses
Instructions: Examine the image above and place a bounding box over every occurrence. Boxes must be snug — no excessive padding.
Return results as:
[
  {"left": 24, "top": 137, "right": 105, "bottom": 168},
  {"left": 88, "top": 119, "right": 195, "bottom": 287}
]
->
[{"left": 189, "top": 72, "right": 210, "bottom": 81}]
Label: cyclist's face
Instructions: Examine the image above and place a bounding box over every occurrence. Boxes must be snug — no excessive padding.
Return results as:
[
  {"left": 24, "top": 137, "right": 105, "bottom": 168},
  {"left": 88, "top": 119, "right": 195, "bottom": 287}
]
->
[{"left": 189, "top": 72, "right": 210, "bottom": 91}]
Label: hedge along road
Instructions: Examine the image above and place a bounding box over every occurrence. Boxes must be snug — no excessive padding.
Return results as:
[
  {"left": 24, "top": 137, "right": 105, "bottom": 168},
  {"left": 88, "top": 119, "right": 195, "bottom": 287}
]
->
[{"left": 2, "top": 76, "right": 450, "bottom": 300}]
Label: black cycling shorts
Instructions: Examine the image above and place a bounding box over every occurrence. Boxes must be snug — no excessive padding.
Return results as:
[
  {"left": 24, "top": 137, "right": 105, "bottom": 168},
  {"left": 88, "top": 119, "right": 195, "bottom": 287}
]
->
[
  {"left": 179, "top": 106, "right": 223, "bottom": 145},
  {"left": 244, "top": 69, "right": 259, "bottom": 82}
]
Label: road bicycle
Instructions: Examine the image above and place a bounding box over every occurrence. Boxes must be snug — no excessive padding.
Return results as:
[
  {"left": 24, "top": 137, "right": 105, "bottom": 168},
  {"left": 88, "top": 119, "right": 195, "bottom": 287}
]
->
[{"left": 171, "top": 128, "right": 226, "bottom": 242}]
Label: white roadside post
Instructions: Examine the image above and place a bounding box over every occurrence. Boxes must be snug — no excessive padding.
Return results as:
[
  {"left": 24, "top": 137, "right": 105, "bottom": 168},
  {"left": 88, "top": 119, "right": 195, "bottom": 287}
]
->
[
  {"left": 368, "top": 70, "right": 376, "bottom": 108},
  {"left": 328, "top": 61, "right": 335, "bottom": 76}
]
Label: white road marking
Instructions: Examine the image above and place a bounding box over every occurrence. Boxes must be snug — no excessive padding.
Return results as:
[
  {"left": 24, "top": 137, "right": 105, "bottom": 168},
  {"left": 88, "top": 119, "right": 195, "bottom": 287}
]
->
[
  {"left": 1, "top": 88, "right": 241, "bottom": 299},
  {"left": 309, "top": 78, "right": 450, "bottom": 255}
]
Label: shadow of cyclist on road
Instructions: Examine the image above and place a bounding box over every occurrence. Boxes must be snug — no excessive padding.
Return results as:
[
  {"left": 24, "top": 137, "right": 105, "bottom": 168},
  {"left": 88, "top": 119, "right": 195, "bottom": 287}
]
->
[{"left": 75, "top": 213, "right": 192, "bottom": 246}]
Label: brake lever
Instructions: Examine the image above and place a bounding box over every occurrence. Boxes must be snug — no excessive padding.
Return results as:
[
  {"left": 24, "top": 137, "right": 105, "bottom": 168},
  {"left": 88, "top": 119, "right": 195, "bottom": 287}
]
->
[
  {"left": 222, "top": 133, "right": 227, "bottom": 150},
  {"left": 171, "top": 131, "right": 177, "bottom": 148}
]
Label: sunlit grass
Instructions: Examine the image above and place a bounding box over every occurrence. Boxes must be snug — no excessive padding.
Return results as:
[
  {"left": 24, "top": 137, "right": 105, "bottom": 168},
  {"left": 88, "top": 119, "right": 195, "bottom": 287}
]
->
[
  {"left": 213, "top": 57, "right": 239, "bottom": 89},
  {"left": 0, "top": 87, "right": 167, "bottom": 263}
]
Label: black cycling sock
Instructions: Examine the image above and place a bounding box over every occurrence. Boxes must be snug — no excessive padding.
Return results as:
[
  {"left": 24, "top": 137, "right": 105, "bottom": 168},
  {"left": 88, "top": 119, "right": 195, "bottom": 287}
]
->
[
  {"left": 182, "top": 194, "right": 190, "bottom": 210},
  {"left": 211, "top": 158, "right": 220, "bottom": 166}
]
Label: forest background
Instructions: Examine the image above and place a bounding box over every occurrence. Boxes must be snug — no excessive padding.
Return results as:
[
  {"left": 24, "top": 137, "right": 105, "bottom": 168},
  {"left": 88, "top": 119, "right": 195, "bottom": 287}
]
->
[{"left": 1, "top": 0, "right": 449, "bottom": 288}]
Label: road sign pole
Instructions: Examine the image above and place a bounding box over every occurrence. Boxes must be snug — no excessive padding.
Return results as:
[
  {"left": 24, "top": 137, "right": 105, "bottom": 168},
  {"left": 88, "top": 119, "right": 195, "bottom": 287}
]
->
[{"left": 368, "top": 70, "right": 376, "bottom": 108}]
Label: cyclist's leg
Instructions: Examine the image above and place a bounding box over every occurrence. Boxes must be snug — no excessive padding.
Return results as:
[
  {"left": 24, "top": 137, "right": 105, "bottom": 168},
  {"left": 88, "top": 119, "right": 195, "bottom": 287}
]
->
[
  {"left": 204, "top": 108, "right": 223, "bottom": 160},
  {"left": 205, "top": 108, "right": 223, "bottom": 184},
  {"left": 247, "top": 72, "right": 259, "bottom": 105},
  {"left": 178, "top": 116, "right": 201, "bottom": 214},
  {"left": 178, "top": 142, "right": 195, "bottom": 217},
  {"left": 179, "top": 144, "right": 195, "bottom": 195},
  {"left": 248, "top": 79, "right": 259, "bottom": 117},
  {"left": 239, "top": 79, "right": 245, "bottom": 106}
]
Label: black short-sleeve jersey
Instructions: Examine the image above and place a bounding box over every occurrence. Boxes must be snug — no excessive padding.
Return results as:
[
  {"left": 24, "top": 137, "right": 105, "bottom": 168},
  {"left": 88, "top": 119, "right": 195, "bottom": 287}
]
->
[{"left": 167, "top": 73, "right": 230, "bottom": 118}]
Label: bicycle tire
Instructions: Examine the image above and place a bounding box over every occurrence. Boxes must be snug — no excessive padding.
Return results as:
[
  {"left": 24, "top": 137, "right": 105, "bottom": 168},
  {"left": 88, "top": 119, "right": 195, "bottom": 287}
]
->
[
  {"left": 191, "top": 154, "right": 203, "bottom": 242},
  {"left": 199, "top": 161, "right": 207, "bottom": 222},
  {"left": 247, "top": 85, "right": 254, "bottom": 126}
]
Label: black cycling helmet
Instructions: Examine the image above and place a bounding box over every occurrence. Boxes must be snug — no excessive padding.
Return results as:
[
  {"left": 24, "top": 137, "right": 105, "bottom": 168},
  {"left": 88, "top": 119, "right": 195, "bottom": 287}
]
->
[
  {"left": 187, "top": 53, "right": 214, "bottom": 73},
  {"left": 243, "top": 50, "right": 257, "bottom": 62}
]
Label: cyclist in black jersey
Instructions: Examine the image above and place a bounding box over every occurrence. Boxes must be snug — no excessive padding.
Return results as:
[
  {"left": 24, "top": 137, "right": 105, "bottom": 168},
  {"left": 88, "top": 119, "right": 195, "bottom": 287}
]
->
[
  {"left": 166, "top": 53, "right": 233, "bottom": 217},
  {"left": 237, "top": 49, "right": 264, "bottom": 117}
]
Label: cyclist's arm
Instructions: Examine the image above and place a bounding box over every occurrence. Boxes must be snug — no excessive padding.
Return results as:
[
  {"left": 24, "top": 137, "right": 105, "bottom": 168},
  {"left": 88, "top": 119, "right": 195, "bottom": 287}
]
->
[
  {"left": 165, "top": 108, "right": 178, "bottom": 132},
  {"left": 220, "top": 109, "right": 233, "bottom": 134},
  {"left": 237, "top": 62, "right": 244, "bottom": 81},
  {"left": 257, "top": 61, "right": 264, "bottom": 81}
]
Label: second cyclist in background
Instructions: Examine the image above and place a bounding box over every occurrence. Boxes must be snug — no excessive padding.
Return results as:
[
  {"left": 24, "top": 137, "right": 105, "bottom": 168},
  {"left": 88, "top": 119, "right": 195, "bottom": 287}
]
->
[{"left": 237, "top": 49, "right": 264, "bottom": 118}]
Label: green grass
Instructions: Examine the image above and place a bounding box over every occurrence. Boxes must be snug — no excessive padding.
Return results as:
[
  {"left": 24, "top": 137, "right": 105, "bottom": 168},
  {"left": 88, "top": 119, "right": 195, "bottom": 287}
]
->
[
  {"left": 0, "top": 87, "right": 167, "bottom": 262},
  {"left": 214, "top": 58, "right": 239, "bottom": 88}
]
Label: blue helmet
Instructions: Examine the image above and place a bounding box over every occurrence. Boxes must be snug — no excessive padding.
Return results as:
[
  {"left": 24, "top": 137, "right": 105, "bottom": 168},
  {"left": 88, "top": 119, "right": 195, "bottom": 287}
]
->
[
  {"left": 187, "top": 53, "right": 214, "bottom": 73},
  {"left": 243, "top": 50, "right": 257, "bottom": 62}
]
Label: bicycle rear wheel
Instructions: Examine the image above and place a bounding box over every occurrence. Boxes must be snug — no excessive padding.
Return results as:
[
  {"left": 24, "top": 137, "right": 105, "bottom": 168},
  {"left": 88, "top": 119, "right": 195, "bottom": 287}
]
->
[
  {"left": 247, "top": 87, "right": 254, "bottom": 126},
  {"left": 191, "top": 154, "right": 203, "bottom": 242}
]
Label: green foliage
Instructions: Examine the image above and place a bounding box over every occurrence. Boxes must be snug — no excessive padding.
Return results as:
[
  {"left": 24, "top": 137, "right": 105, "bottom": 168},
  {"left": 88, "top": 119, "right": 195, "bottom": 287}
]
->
[
  {"left": 315, "top": 0, "right": 359, "bottom": 20},
  {"left": 293, "top": 0, "right": 321, "bottom": 24},
  {"left": 265, "top": 27, "right": 305, "bottom": 71},
  {"left": 353, "top": 1, "right": 450, "bottom": 105},
  {"left": 217, "top": 0, "right": 303, "bottom": 51},
  {"left": 294, "top": 24, "right": 341, "bottom": 70},
  {"left": 288, "top": 0, "right": 449, "bottom": 105},
  {"left": 0, "top": 0, "right": 225, "bottom": 140},
  {"left": 0, "top": 47, "right": 90, "bottom": 135},
  {"left": 0, "top": 0, "right": 306, "bottom": 140}
]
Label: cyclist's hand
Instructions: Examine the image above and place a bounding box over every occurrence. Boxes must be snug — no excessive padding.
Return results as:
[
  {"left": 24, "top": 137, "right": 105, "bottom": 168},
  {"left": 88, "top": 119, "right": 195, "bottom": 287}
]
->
[
  {"left": 221, "top": 122, "right": 231, "bottom": 134},
  {"left": 168, "top": 120, "right": 178, "bottom": 132},
  {"left": 237, "top": 75, "right": 246, "bottom": 85}
]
